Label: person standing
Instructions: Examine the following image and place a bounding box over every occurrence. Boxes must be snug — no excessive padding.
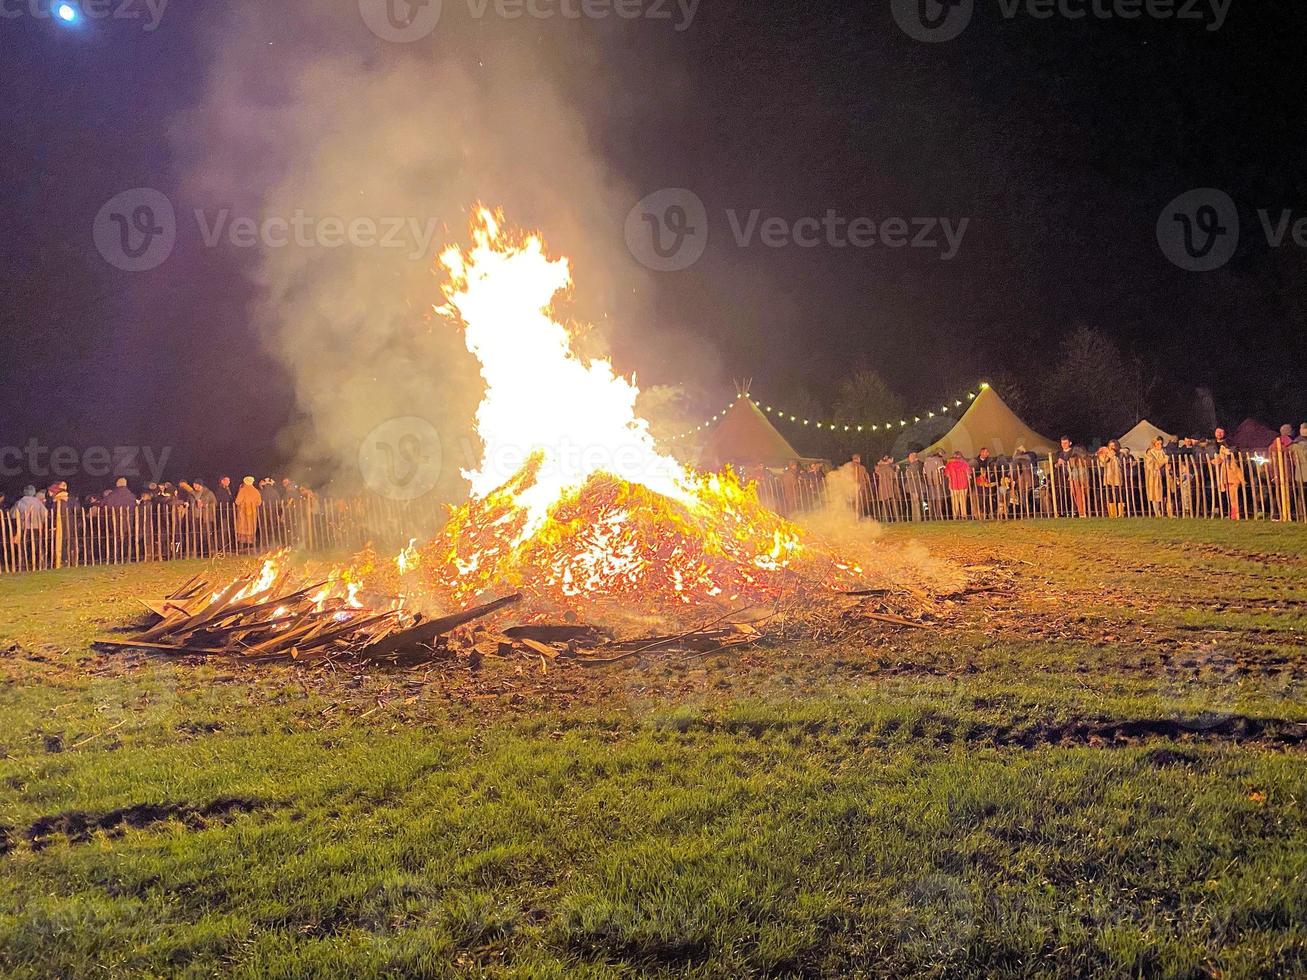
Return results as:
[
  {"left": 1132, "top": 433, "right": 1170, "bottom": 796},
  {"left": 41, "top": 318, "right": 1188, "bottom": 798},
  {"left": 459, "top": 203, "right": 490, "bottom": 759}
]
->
[
  {"left": 1054, "top": 437, "right": 1071, "bottom": 513},
  {"left": 46, "top": 481, "right": 76, "bottom": 568},
  {"left": 1173, "top": 441, "right": 1197, "bottom": 518},
  {"left": 188, "top": 480, "right": 218, "bottom": 556},
  {"left": 100, "top": 478, "right": 137, "bottom": 560},
  {"left": 848, "top": 454, "right": 873, "bottom": 517},
  {"left": 945, "top": 451, "right": 972, "bottom": 520},
  {"left": 1269, "top": 425, "right": 1296, "bottom": 520},
  {"left": 234, "top": 476, "right": 262, "bottom": 550},
  {"left": 974, "top": 447, "right": 998, "bottom": 519},
  {"left": 1055, "top": 439, "right": 1090, "bottom": 518},
  {"left": 9, "top": 486, "right": 47, "bottom": 571},
  {"left": 1289, "top": 424, "right": 1307, "bottom": 520},
  {"left": 101, "top": 478, "right": 136, "bottom": 510},
  {"left": 874, "top": 455, "right": 900, "bottom": 522},
  {"left": 779, "top": 461, "right": 800, "bottom": 517},
  {"left": 1098, "top": 441, "right": 1125, "bottom": 517},
  {"left": 923, "top": 451, "right": 947, "bottom": 519},
  {"left": 1010, "top": 446, "right": 1036, "bottom": 517},
  {"left": 1218, "top": 444, "right": 1245, "bottom": 519},
  {"left": 1145, "top": 437, "right": 1169, "bottom": 518},
  {"left": 800, "top": 462, "right": 825, "bottom": 512},
  {"left": 902, "top": 451, "right": 926, "bottom": 522}
]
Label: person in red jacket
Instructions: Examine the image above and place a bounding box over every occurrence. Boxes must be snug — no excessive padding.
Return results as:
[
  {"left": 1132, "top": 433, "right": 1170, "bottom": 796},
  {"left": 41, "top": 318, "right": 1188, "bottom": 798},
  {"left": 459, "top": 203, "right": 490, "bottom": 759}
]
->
[{"left": 944, "top": 451, "right": 972, "bottom": 520}]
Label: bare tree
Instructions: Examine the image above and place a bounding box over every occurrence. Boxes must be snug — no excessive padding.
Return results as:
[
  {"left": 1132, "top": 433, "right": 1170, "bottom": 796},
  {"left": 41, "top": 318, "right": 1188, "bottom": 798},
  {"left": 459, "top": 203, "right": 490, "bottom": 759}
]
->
[{"left": 1041, "top": 325, "right": 1141, "bottom": 441}]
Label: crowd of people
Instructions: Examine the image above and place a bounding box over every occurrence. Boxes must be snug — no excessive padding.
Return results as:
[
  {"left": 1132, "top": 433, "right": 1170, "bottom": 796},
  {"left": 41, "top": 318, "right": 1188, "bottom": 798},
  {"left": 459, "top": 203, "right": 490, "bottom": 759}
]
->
[
  {"left": 4, "top": 421, "right": 1307, "bottom": 574},
  {"left": 756, "top": 424, "right": 1307, "bottom": 524},
  {"left": 2, "top": 475, "right": 318, "bottom": 557}
]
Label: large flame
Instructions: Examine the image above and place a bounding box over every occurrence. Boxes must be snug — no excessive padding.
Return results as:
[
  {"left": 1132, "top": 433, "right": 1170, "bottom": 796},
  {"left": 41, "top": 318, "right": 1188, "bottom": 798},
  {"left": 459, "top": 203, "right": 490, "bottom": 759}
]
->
[
  {"left": 436, "top": 208, "right": 693, "bottom": 544},
  {"left": 213, "top": 209, "right": 865, "bottom": 625},
  {"left": 421, "top": 209, "right": 862, "bottom": 611}
]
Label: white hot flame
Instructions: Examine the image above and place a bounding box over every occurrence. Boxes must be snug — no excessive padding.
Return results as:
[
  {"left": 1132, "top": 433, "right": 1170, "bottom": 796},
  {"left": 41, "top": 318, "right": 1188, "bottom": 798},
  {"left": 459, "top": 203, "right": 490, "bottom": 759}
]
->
[{"left": 437, "top": 209, "right": 692, "bottom": 542}]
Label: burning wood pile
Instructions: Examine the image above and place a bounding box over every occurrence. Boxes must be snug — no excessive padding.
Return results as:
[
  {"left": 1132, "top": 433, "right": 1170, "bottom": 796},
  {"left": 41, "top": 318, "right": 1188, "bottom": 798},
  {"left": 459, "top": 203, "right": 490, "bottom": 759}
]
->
[
  {"left": 92, "top": 553, "right": 511, "bottom": 665},
  {"left": 94, "top": 553, "right": 780, "bottom": 669},
  {"left": 96, "top": 209, "right": 964, "bottom": 669}
]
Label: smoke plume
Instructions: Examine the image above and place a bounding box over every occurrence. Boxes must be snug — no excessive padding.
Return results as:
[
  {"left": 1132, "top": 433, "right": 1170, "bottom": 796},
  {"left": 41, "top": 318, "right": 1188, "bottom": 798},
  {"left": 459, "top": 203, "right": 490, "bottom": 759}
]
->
[{"left": 172, "top": 3, "right": 662, "bottom": 501}]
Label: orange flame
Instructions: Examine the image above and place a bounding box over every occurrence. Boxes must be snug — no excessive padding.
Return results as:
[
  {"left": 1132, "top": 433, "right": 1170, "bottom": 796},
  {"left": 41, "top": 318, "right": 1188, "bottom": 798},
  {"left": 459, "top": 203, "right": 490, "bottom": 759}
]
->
[
  {"left": 212, "top": 209, "right": 865, "bottom": 622},
  {"left": 420, "top": 209, "right": 863, "bottom": 611}
]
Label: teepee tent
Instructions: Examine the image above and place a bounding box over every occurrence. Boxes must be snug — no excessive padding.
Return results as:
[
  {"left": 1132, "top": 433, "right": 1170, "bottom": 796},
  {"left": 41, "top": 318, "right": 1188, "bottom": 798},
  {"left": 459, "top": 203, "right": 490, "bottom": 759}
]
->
[
  {"left": 697, "top": 396, "right": 804, "bottom": 469},
  {"left": 1118, "top": 419, "right": 1176, "bottom": 455},
  {"left": 921, "top": 386, "right": 1057, "bottom": 457}
]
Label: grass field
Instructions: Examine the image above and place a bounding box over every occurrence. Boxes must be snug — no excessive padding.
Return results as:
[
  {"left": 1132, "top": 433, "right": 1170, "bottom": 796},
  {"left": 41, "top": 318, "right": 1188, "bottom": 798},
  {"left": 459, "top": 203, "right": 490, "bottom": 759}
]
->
[{"left": 1, "top": 520, "right": 1305, "bottom": 978}]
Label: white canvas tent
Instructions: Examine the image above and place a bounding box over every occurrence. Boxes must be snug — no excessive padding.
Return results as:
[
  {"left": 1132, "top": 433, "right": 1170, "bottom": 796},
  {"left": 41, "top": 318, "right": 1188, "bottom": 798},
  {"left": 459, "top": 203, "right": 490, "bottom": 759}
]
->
[
  {"left": 1118, "top": 419, "right": 1176, "bottom": 455},
  {"left": 920, "top": 387, "right": 1057, "bottom": 457}
]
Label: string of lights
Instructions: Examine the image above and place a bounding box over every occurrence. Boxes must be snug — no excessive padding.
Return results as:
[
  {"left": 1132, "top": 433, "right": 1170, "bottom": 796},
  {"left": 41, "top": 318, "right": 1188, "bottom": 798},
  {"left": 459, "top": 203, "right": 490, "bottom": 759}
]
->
[{"left": 667, "top": 383, "right": 990, "bottom": 443}]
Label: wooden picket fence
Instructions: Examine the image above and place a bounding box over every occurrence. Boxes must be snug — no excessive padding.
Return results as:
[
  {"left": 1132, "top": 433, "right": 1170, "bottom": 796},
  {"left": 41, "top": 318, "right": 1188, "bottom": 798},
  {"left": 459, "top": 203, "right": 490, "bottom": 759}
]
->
[
  {"left": 752, "top": 447, "right": 1307, "bottom": 525},
  {"left": 2, "top": 446, "right": 1303, "bottom": 575},
  {"left": 0, "top": 496, "right": 450, "bottom": 575}
]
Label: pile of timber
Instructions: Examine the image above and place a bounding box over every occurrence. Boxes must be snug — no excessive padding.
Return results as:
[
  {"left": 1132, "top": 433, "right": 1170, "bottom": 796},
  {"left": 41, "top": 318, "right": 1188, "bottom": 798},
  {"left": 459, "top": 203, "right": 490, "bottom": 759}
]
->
[
  {"left": 94, "top": 563, "right": 946, "bottom": 671},
  {"left": 93, "top": 568, "right": 521, "bottom": 665}
]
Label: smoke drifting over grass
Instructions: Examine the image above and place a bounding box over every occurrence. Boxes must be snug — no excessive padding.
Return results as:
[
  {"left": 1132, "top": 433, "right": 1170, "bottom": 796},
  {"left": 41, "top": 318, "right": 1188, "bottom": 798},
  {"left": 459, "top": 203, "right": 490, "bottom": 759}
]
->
[
  {"left": 174, "top": 3, "right": 661, "bottom": 500},
  {"left": 796, "top": 463, "right": 966, "bottom": 594}
]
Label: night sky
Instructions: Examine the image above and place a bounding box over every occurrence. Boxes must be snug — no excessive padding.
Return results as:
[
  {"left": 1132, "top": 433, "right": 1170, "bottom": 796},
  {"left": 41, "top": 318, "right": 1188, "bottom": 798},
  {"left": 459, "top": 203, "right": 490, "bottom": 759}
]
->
[{"left": 2, "top": 0, "right": 1305, "bottom": 489}]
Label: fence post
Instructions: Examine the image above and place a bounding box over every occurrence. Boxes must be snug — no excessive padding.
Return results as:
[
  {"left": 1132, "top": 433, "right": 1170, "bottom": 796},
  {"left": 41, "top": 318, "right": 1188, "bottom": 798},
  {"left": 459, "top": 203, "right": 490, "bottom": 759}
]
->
[{"left": 1048, "top": 454, "right": 1059, "bottom": 519}]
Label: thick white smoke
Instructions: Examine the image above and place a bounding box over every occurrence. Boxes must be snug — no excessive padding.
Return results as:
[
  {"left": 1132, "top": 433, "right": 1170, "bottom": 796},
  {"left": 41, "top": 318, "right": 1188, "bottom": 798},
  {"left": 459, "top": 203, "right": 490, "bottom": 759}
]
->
[{"left": 172, "top": 3, "right": 665, "bottom": 501}]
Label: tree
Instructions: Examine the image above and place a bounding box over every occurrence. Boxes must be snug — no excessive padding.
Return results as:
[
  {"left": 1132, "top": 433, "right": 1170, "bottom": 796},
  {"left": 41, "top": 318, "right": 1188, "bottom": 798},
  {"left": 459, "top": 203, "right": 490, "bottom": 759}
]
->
[
  {"left": 828, "top": 370, "right": 906, "bottom": 458},
  {"left": 1040, "top": 326, "right": 1142, "bottom": 441},
  {"left": 832, "top": 371, "right": 905, "bottom": 429}
]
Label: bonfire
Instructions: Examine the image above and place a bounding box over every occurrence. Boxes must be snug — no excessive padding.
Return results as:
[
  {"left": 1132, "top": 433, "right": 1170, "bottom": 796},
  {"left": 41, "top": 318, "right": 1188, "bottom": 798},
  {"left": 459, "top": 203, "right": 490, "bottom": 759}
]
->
[
  {"left": 105, "top": 209, "right": 936, "bottom": 666},
  {"left": 418, "top": 208, "right": 866, "bottom": 618}
]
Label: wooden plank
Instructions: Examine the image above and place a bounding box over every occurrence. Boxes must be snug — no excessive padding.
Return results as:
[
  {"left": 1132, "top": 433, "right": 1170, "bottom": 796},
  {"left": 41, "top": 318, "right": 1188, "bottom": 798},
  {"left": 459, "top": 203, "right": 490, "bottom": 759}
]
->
[{"left": 358, "top": 593, "right": 522, "bottom": 658}]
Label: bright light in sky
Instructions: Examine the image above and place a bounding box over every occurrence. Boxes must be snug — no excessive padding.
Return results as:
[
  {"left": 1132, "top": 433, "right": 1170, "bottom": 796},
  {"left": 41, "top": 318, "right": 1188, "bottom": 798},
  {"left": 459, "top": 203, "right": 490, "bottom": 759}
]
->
[{"left": 56, "top": 3, "right": 78, "bottom": 23}]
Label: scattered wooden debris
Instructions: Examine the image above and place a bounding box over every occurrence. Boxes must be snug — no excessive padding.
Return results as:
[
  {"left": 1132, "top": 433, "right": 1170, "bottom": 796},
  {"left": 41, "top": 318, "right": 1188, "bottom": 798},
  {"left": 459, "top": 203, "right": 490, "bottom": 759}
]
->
[
  {"left": 93, "top": 554, "right": 964, "bottom": 674},
  {"left": 94, "top": 566, "right": 521, "bottom": 665}
]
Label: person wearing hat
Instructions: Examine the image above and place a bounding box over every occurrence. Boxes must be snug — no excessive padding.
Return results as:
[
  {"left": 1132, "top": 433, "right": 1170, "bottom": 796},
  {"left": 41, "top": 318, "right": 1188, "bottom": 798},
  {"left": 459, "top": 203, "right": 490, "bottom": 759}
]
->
[{"left": 234, "top": 476, "right": 262, "bottom": 550}]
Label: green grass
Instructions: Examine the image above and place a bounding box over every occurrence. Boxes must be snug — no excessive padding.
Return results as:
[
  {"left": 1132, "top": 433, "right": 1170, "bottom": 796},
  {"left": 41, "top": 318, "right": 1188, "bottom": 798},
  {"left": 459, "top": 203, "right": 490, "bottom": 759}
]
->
[{"left": 1, "top": 521, "right": 1305, "bottom": 977}]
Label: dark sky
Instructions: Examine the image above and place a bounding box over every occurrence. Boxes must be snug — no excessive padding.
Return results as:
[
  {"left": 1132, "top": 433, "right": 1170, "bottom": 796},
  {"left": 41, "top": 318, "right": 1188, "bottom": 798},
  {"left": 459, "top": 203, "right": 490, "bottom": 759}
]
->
[{"left": 2, "top": 0, "right": 1304, "bottom": 487}]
